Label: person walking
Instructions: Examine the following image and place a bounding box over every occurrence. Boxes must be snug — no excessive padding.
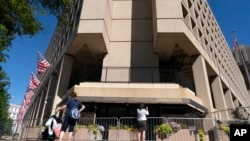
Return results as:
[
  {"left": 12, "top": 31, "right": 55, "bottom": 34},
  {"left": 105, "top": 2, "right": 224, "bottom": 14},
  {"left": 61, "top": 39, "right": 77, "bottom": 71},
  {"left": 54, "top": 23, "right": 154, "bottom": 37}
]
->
[
  {"left": 55, "top": 92, "right": 85, "bottom": 141},
  {"left": 137, "top": 103, "right": 149, "bottom": 141}
]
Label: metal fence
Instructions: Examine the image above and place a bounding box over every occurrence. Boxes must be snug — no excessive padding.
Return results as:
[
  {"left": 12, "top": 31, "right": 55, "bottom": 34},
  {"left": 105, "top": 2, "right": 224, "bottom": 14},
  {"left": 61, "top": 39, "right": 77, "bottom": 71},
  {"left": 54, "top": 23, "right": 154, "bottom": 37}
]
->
[{"left": 14, "top": 117, "right": 250, "bottom": 141}]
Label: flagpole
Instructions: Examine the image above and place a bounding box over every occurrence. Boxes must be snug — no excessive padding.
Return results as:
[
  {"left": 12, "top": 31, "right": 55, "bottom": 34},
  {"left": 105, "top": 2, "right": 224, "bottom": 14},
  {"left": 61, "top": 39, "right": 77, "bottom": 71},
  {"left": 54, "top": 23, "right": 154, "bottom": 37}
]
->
[
  {"left": 37, "top": 50, "right": 58, "bottom": 74},
  {"left": 39, "top": 72, "right": 57, "bottom": 125},
  {"left": 38, "top": 50, "right": 46, "bottom": 60},
  {"left": 233, "top": 31, "right": 250, "bottom": 89},
  {"left": 31, "top": 72, "right": 48, "bottom": 90},
  {"left": 39, "top": 88, "right": 49, "bottom": 125}
]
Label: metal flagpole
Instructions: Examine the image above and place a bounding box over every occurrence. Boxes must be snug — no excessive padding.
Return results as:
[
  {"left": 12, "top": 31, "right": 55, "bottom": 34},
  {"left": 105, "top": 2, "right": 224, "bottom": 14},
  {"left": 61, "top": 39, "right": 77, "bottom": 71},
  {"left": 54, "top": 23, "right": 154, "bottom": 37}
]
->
[
  {"left": 37, "top": 79, "right": 49, "bottom": 125},
  {"left": 39, "top": 74, "right": 54, "bottom": 125},
  {"left": 37, "top": 50, "right": 57, "bottom": 74},
  {"left": 39, "top": 89, "right": 48, "bottom": 125}
]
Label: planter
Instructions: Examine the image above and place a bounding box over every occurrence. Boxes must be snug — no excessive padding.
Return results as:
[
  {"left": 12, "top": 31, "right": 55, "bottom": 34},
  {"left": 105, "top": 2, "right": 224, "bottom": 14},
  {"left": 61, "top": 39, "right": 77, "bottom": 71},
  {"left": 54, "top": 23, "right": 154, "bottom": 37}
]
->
[
  {"left": 154, "top": 124, "right": 172, "bottom": 141},
  {"left": 165, "top": 129, "right": 210, "bottom": 141},
  {"left": 108, "top": 129, "right": 137, "bottom": 141},
  {"left": 63, "top": 127, "right": 102, "bottom": 140},
  {"left": 73, "top": 128, "right": 89, "bottom": 140},
  {"left": 155, "top": 130, "right": 167, "bottom": 141},
  {"left": 26, "top": 127, "right": 41, "bottom": 141}
]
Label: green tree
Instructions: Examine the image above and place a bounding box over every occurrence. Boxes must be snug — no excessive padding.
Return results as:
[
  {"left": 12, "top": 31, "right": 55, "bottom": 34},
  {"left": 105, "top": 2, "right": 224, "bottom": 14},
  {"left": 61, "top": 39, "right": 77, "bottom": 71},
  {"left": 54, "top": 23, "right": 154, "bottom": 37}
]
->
[
  {"left": 0, "top": 68, "right": 11, "bottom": 137},
  {"left": 0, "top": 118, "right": 13, "bottom": 136},
  {"left": 0, "top": 68, "right": 10, "bottom": 121},
  {"left": 0, "top": 0, "right": 73, "bottom": 54},
  {"left": 0, "top": 0, "right": 73, "bottom": 136}
]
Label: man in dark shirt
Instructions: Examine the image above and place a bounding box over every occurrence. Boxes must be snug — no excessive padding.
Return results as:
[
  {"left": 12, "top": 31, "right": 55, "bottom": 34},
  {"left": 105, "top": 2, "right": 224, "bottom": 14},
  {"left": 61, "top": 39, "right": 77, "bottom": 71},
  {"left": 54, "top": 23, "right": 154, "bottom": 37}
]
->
[{"left": 55, "top": 92, "right": 85, "bottom": 141}]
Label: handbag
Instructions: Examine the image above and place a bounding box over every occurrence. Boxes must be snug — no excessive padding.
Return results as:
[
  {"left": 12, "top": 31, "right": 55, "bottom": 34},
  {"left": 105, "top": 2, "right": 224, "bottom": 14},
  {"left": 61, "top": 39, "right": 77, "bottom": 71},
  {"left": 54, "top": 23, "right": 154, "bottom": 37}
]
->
[{"left": 53, "top": 123, "right": 62, "bottom": 138}]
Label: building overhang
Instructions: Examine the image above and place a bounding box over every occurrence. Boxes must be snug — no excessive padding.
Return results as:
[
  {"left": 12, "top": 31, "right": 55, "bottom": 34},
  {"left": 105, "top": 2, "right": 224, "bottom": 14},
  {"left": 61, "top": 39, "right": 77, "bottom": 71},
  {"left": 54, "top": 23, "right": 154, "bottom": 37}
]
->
[
  {"left": 153, "top": 19, "right": 200, "bottom": 61},
  {"left": 69, "top": 82, "right": 208, "bottom": 113}
]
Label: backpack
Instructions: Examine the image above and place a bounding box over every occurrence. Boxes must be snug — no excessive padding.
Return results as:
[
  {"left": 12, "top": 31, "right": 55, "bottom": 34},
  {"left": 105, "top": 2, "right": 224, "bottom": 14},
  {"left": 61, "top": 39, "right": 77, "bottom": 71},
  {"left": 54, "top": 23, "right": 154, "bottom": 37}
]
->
[{"left": 70, "top": 106, "right": 81, "bottom": 119}]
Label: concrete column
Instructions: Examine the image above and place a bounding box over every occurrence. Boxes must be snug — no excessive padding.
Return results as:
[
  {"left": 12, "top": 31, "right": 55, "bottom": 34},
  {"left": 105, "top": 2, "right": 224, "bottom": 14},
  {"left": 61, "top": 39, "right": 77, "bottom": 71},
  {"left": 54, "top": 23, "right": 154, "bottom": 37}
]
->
[
  {"left": 38, "top": 90, "right": 46, "bottom": 122},
  {"left": 234, "top": 99, "right": 239, "bottom": 107},
  {"left": 22, "top": 105, "right": 33, "bottom": 139},
  {"left": 34, "top": 93, "right": 43, "bottom": 125},
  {"left": 24, "top": 103, "right": 34, "bottom": 126},
  {"left": 224, "top": 90, "right": 234, "bottom": 119},
  {"left": 30, "top": 102, "right": 38, "bottom": 126},
  {"left": 39, "top": 74, "right": 56, "bottom": 125},
  {"left": 22, "top": 111, "right": 31, "bottom": 138},
  {"left": 47, "top": 74, "right": 58, "bottom": 115},
  {"left": 35, "top": 94, "right": 41, "bottom": 124},
  {"left": 52, "top": 54, "right": 74, "bottom": 112},
  {"left": 192, "top": 55, "right": 214, "bottom": 117},
  {"left": 225, "top": 90, "right": 235, "bottom": 109},
  {"left": 211, "top": 76, "right": 229, "bottom": 120},
  {"left": 31, "top": 99, "right": 39, "bottom": 126}
]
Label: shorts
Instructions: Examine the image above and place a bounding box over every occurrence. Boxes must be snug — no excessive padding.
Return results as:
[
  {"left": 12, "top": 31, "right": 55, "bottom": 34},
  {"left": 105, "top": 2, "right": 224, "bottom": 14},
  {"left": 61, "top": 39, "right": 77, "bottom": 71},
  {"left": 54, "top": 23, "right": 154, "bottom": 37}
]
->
[
  {"left": 137, "top": 120, "right": 147, "bottom": 132},
  {"left": 61, "top": 114, "right": 77, "bottom": 132}
]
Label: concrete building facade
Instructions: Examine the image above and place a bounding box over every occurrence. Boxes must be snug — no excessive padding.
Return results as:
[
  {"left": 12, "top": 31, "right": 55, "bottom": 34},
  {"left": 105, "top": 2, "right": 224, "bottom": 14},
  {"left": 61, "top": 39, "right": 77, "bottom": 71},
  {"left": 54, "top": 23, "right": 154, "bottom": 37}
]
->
[
  {"left": 8, "top": 103, "right": 21, "bottom": 133},
  {"left": 22, "top": 0, "right": 250, "bottom": 125},
  {"left": 234, "top": 45, "right": 250, "bottom": 91}
]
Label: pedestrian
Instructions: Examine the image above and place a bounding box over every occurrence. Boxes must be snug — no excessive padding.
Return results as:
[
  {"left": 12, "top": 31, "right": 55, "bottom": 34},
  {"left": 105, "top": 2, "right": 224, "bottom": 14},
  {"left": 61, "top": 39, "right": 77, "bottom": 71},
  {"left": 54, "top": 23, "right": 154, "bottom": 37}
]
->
[
  {"left": 137, "top": 103, "right": 149, "bottom": 141},
  {"left": 55, "top": 92, "right": 85, "bottom": 141}
]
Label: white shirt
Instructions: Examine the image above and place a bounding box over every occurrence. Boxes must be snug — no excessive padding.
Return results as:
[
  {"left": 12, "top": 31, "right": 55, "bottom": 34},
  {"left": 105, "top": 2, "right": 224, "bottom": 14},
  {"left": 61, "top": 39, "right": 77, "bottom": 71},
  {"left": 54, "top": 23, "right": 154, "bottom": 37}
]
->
[
  {"left": 137, "top": 109, "right": 149, "bottom": 121},
  {"left": 45, "top": 117, "right": 58, "bottom": 135}
]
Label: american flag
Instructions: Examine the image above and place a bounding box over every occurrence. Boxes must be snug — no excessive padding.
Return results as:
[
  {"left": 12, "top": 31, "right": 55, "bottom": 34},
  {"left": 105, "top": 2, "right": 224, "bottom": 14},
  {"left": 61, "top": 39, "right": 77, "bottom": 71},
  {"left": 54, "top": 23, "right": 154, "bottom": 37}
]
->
[
  {"left": 15, "top": 112, "right": 23, "bottom": 124},
  {"left": 25, "top": 90, "right": 35, "bottom": 104},
  {"left": 17, "top": 99, "right": 28, "bottom": 119},
  {"left": 16, "top": 104, "right": 27, "bottom": 123},
  {"left": 37, "top": 51, "right": 51, "bottom": 74},
  {"left": 29, "top": 73, "right": 41, "bottom": 89},
  {"left": 233, "top": 31, "right": 239, "bottom": 52},
  {"left": 19, "top": 104, "right": 27, "bottom": 114},
  {"left": 16, "top": 90, "right": 33, "bottom": 123}
]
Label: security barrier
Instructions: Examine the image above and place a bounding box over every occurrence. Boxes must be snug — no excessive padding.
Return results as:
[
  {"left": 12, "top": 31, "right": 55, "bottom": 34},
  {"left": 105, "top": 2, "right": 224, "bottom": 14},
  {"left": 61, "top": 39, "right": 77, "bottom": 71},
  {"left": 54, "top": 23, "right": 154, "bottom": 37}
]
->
[{"left": 17, "top": 117, "right": 246, "bottom": 141}]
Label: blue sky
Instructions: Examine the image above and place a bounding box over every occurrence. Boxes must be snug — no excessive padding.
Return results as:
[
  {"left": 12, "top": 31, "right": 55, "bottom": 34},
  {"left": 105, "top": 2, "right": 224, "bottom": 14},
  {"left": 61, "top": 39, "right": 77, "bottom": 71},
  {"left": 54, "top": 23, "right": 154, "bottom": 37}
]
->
[
  {"left": 208, "top": 0, "right": 250, "bottom": 46},
  {"left": 3, "top": 1, "right": 250, "bottom": 105},
  {"left": 2, "top": 15, "right": 57, "bottom": 105}
]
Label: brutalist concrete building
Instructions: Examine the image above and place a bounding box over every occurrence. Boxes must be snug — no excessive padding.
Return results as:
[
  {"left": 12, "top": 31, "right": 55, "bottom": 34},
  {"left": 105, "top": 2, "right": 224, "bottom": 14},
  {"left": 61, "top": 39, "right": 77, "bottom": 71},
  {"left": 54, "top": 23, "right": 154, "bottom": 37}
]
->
[
  {"left": 23, "top": 0, "right": 250, "bottom": 124},
  {"left": 233, "top": 45, "right": 250, "bottom": 91}
]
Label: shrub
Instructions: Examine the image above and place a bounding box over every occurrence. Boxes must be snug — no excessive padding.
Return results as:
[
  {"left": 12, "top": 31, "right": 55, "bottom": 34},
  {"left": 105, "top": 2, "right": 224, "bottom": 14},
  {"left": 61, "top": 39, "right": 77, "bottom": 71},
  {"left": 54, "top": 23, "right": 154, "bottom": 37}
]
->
[
  {"left": 109, "top": 124, "right": 135, "bottom": 132},
  {"left": 13, "top": 133, "right": 20, "bottom": 140},
  {"left": 198, "top": 130, "right": 205, "bottom": 141},
  {"left": 87, "top": 125, "right": 100, "bottom": 139},
  {"left": 222, "top": 126, "right": 230, "bottom": 137},
  {"left": 153, "top": 124, "right": 173, "bottom": 135}
]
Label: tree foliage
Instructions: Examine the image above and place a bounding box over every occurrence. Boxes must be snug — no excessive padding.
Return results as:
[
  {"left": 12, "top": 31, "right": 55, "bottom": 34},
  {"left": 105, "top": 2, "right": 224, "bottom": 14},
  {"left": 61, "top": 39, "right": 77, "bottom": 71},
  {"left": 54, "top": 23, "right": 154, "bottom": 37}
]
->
[
  {"left": 0, "top": 118, "right": 13, "bottom": 136},
  {"left": 0, "top": 0, "right": 73, "bottom": 135},
  {"left": 0, "top": 0, "right": 73, "bottom": 52},
  {"left": 0, "top": 68, "right": 10, "bottom": 121}
]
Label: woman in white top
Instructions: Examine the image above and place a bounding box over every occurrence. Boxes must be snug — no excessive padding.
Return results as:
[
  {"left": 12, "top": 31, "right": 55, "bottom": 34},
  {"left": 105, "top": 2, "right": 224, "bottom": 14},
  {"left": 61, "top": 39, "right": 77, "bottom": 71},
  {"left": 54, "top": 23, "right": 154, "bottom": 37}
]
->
[{"left": 137, "top": 103, "right": 149, "bottom": 141}]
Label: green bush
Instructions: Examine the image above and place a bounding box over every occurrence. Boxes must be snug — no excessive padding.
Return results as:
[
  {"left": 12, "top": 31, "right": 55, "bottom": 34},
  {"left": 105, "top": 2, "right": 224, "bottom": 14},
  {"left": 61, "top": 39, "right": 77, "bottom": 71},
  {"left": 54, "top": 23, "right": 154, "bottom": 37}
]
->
[
  {"left": 13, "top": 133, "right": 20, "bottom": 140},
  {"left": 222, "top": 126, "right": 230, "bottom": 137},
  {"left": 153, "top": 124, "right": 173, "bottom": 135},
  {"left": 109, "top": 124, "right": 135, "bottom": 132},
  {"left": 198, "top": 130, "right": 205, "bottom": 141},
  {"left": 87, "top": 125, "right": 100, "bottom": 139}
]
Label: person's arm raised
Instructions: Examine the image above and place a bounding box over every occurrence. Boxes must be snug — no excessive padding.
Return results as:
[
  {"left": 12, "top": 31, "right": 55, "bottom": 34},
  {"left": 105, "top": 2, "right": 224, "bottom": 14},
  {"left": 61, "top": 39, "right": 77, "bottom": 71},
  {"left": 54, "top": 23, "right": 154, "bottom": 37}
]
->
[
  {"left": 79, "top": 105, "right": 85, "bottom": 112},
  {"left": 55, "top": 105, "right": 67, "bottom": 113}
]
